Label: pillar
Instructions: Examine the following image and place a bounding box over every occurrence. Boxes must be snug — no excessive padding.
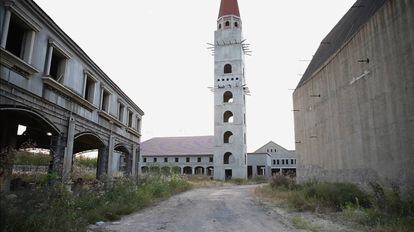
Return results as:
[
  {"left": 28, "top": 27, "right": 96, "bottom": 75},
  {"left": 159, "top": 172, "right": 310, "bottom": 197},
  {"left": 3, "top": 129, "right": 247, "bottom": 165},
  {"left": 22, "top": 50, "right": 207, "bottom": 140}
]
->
[
  {"left": 62, "top": 116, "right": 75, "bottom": 182},
  {"left": 0, "top": 9, "right": 11, "bottom": 48},
  {"left": 107, "top": 135, "right": 114, "bottom": 177},
  {"left": 44, "top": 45, "right": 53, "bottom": 75},
  {"left": 50, "top": 135, "right": 66, "bottom": 178},
  {"left": 0, "top": 118, "right": 18, "bottom": 192},
  {"left": 23, "top": 30, "right": 35, "bottom": 63},
  {"left": 131, "top": 144, "right": 138, "bottom": 177}
]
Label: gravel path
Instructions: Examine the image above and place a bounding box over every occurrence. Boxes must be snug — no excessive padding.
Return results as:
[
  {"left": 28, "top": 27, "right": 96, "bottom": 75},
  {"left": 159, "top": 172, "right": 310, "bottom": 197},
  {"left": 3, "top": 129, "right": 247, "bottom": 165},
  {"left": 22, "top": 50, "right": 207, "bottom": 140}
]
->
[{"left": 101, "top": 185, "right": 299, "bottom": 232}]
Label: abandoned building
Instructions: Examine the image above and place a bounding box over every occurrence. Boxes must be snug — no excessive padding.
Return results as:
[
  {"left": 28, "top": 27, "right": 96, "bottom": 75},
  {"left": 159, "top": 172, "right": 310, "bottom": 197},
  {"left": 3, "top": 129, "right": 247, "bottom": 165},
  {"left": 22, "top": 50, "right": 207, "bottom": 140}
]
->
[
  {"left": 293, "top": 0, "right": 414, "bottom": 189},
  {"left": 139, "top": 137, "right": 296, "bottom": 179},
  {"left": 212, "top": 0, "right": 249, "bottom": 180},
  {"left": 0, "top": 0, "right": 144, "bottom": 189}
]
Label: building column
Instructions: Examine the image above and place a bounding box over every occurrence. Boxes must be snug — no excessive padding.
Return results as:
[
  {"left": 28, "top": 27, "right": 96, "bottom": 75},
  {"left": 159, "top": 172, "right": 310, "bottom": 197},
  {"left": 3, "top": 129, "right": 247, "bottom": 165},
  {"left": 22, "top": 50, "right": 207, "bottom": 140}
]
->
[
  {"left": 180, "top": 166, "right": 184, "bottom": 175},
  {"left": 50, "top": 135, "right": 66, "bottom": 179},
  {"left": 191, "top": 167, "right": 194, "bottom": 175},
  {"left": 131, "top": 144, "right": 138, "bottom": 177},
  {"left": 107, "top": 135, "right": 115, "bottom": 177},
  {"left": 62, "top": 116, "right": 75, "bottom": 182},
  {"left": 23, "top": 30, "right": 35, "bottom": 63},
  {"left": 44, "top": 45, "right": 54, "bottom": 75},
  {"left": 0, "top": 9, "right": 11, "bottom": 48}
]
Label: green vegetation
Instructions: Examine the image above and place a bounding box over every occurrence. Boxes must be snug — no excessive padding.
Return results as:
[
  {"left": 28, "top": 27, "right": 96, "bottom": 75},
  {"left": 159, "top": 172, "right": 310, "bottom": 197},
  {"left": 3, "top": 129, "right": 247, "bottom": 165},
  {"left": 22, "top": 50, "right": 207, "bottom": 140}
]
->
[
  {"left": 1, "top": 176, "right": 191, "bottom": 232},
  {"left": 291, "top": 216, "right": 323, "bottom": 232},
  {"left": 13, "top": 151, "right": 50, "bottom": 166},
  {"left": 256, "top": 175, "right": 414, "bottom": 231},
  {"left": 76, "top": 156, "right": 98, "bottom": 168}
]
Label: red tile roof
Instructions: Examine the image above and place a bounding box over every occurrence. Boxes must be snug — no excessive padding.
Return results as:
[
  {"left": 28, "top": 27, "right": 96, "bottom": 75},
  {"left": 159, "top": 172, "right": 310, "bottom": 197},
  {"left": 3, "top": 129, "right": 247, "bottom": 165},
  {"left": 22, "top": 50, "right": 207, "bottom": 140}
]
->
[{"left": 218, "top": 0, "right": 240, "bottom": 18}]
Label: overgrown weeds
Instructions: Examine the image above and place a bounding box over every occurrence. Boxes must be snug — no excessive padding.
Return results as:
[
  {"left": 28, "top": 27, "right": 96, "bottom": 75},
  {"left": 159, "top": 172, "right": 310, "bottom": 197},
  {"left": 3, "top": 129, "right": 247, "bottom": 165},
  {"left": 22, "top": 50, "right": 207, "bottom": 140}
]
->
[
  {"left": 1, "top": 175, "right": 191, "bottom": 232},
  {"left": 256, "top": 176, "right": 414, "bottom": 231}
]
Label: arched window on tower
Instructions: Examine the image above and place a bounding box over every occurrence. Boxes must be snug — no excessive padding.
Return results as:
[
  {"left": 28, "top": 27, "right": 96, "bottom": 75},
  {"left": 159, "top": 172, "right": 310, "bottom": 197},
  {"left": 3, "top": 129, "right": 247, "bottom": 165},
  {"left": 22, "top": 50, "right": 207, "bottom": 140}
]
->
[
  {"left": 225, "top": 21, "right": 230, "bottom": 27},
  {"left": 224, "top": 64, "right": 232, "bottom": 74},
  {"left": 223, "top": 91, "right": 233, "bottom": 103},
  {"left": 223, "top": 111, "right": 234, "bottom": 123},
  {"left": 223, "top": 131, "right": 233, "bottom": 144},
  {"left": 234, "top": 22, "right": 238, "bottom": 28},
  {"left": 224, "top": 152, "right": 233, "bottom": 164},
  {"left": 218, "top": 24, "right": 222, "bottom": 29}
]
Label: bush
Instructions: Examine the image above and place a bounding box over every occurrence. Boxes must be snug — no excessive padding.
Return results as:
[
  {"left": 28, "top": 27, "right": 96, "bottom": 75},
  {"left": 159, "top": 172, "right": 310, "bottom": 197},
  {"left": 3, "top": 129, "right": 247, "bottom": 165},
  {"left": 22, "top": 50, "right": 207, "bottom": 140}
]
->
[
  {"left": 76, "top": 156, "right": 97, "bottom": 168},
  {"left": 269, "top": 175, "right": 296, "bottom": 190},
  {"left": 13, "top": 151, "right": 50, "bottom": 166}
]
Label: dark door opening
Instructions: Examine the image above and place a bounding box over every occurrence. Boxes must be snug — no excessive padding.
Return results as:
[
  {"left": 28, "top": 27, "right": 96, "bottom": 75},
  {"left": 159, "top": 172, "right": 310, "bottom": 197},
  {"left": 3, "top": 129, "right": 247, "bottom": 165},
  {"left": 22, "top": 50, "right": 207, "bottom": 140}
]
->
[
  {"left": 247, "top": 166, "right": 252, "bottom": 179},
  {"left": 225, "top": 169, "right": 232, "bottom": 180}
]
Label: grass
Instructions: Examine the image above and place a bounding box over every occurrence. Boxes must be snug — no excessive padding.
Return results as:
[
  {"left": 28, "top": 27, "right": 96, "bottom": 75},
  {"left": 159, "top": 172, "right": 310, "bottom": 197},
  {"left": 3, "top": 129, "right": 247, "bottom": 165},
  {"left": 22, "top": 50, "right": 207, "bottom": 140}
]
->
[
  {"left": 255, "top": 175, "right": 414, "bottom": 232},
  {"left": 292, "top": 216, "right": 323, "bottom": 232},
  {"left": 1, "top": 175, "right": 191, "bottom": 232},
  {"left": 12, "top": 151, "right": 50, "bottom": 166},
  {"left": 76, "top": 156, "right": 98, "bottom": 168}
]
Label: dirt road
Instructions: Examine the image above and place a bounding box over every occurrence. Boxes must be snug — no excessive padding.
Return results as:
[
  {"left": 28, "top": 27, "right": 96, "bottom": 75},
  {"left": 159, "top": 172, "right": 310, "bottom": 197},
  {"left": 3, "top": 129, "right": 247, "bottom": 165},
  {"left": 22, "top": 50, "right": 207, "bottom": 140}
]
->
[{"left": 101, "top": 185, "right": 299, "bottom": 232}]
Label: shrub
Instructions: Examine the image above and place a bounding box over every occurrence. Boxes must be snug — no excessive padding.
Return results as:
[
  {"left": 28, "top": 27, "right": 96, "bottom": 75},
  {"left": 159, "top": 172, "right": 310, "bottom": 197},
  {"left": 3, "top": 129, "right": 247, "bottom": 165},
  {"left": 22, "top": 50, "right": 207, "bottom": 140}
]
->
[
  {"left": 269, "top": 175, "right": 296, "bottom": 190},
  {"left": 13, "top": 151, "right": 50, "bottom": 166}
]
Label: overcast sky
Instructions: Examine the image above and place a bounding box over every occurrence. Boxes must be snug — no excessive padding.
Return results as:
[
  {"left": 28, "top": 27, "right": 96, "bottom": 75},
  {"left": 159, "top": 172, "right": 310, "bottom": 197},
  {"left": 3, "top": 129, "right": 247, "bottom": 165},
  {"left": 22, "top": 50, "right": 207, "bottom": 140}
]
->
[{"left": 34, "top": 0, "right": 355, "bottom": 152}]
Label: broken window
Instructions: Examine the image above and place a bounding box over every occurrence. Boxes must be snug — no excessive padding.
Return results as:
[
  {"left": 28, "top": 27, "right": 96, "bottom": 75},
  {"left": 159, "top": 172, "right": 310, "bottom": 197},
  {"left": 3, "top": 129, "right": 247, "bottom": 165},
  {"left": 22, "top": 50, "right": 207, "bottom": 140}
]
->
[
  {"left": 224, "top": 64, "right": 232, "bottom": 74},
  {"left": 224, "top": 152, "right": 233, "bottom": 164},
  {"left": 223, "top": 131, "right": 233, "bottom": 144},
  {"left": 186, "top": 157, "right": 190, "bottom": 163},
  {"left": 49, "top": 48, "right": 67, "bottom": 81},
  {"left": 83, "top": 74, "right": 95, "bottom": 103},
  {"left": 223, "top": 111, "right": 234, "bottom": 123},
  {"left": 164, "top": 157, "right": 168, "bottom": 163},
  {"left": 209, "top": 157, "right": 213, "bottom": 163},
  {"left": 143, "top": 158, "right": 147, "bottom": 163},
  {"left": 175, "top": 157, "right": 179, "bottom": 163},
  {"left": 118, "top": 102, "right": 125, "bottom": 122},
  {"left": 153, "top": 157, "right": 157, "bottom": 163},
  {"left": 223, "top": 91, "right": 233, "bottom": 103},
  {"left": 4, "top": 14, "right": 35, "bottom": 63},
  {"left": 197, "top": 157, "right": 201, "bottom": 163},
  {"left": 101, "top": 89, "right": 110, "bottom": 112}
]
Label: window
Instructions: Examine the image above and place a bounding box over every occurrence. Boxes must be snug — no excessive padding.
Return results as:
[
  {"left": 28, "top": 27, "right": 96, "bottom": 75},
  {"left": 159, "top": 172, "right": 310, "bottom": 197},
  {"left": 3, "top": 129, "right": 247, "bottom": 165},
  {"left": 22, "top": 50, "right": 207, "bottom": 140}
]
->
[
  {"left": 273, "top": 160, "right": 276, "bottom": 165},
  {"left": 223, "top": 91, "right": 233, "bottom": 103},
  {"left": 118, "top": 102, "right": 125, "bottom": 122},
  {"left": 277, "top": 160, "right": 280, "bottom": 165},
  {"left": 143, "top": 158, "right": 147, "bottom": 163},
  {"left": 234, "top": 22, "right": 238, "bottom": 27},
  {"left": 186, "top": 157, "right": 190, "bottom": 163},
  {"left": 270, "top": 149, "right": 273, "bottom": 152},
  {"left": 2, "top": 13, "right": 36, "bottom": 63},
  {"left": 101, "top": 88, "right": 110, "bottom": 112},
  {"left": 218, "top": 24, "right": 222, "bottom": 29},
  {"left": 291, "top": 159, "right": 294, "bottom": 165},
  {"left": 225, "top": 21, "right": 230, "bottom": 27},
  {"left": 209, "top": 157, "right": 213, "bottom": 163},
  {"left": 223, "top": 111, "right": 234, "bottom": 123},
  {"left": 197, "top": 157, "right": 201, "bottom": 163},
  {"left": 153, "top": 158, "right": 157, "bottom": 163},
  {"left": 224, "top": 152, "right": 233, "bottom": 164},
  {"left": 48, "top": 47, "right": 67, "bottom": 81},
  {"left": 164, "top": 158, "right": 168, "bottom": 163},
  {"left": 128, "top": 110, "right": 133, "bottom": 127},
  {"left": 223, "top": 131, "right": 233, "bottom": 144},
  {"left": 175, "top": 157, "right": 179, "bottom": 163},
  {"left": 83, "top": 72, "right": 96, "bottom": 103},
  {"left": 224, "top": 64, "right": 232, "bottom": 74},
  {"left": 282, "top": 160, "right": 285, "bottom": 165}
]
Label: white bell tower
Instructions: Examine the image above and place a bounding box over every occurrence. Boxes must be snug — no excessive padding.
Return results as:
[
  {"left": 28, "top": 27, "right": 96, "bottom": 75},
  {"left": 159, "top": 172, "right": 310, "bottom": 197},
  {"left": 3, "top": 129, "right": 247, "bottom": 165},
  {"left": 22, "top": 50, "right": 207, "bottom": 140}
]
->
[{"left": 213, "top": 0, "right": 249, "bottom": 180}]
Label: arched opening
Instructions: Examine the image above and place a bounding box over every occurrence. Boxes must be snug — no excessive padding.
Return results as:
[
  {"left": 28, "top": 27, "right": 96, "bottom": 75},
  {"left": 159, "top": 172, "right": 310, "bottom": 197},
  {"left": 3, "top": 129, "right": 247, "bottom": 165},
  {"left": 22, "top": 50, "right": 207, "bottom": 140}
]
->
[
  {"left": 223, "top": 111, "right": 234, "bottom": 123},
  {"left": 223, "top": 91, "right": 233, "bottom": 103},
  {"left": 225, "top": 21, "right": 230, "bottom": 27},
  {"left": 161, "top": 166, "right": 171, "bottom": 176},
  {"left": 224, "top": 64, "right": 232, "bottom": 74},
  {"left": 113, "top": 144, "right": 131, "bottom": 178},
  {"left": 183, "top": 166, "right": 192, "bottom": 175},
  {"left": 218, "top": 24, "right": 222, "bottom": 29},
  {"left": 224, "top": 152, "right": 234, "bottom": 165},
  {"left": 172, "top": 166, "right": 181, "bottom": 175},
  {"left": 207, "top": 166, "right": 214, "bottom": 176},
  {"left": 149, "top": 166, "right": 160, "bottom": 173},
  {"left": 72, "top": 132, "right": 106, "bottom": 181},
  {"left": 234, "top": 22, "right": 239, "bottom": 28},
  {"left": 195, "top": 166, "right": 205, "bottom": 175},
  {"left": 223, "top": 131, "right": 234, "bottom": 144},
  {"left": 141, "top": 166, "right": 149, "bottom": 173},
  {"left": 0, "top": 106, "right": 60, "bottom": 191}
]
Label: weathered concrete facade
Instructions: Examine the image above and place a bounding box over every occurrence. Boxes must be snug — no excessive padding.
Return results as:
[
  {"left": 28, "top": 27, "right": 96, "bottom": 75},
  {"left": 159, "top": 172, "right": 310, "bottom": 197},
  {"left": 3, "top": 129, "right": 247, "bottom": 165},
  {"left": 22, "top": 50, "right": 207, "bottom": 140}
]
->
[
  {"left": 0, "top": 0, "right": 144, "bottom": 188},
  {"left": 293, "top": 0, "right": 414, "bottom": 189}
]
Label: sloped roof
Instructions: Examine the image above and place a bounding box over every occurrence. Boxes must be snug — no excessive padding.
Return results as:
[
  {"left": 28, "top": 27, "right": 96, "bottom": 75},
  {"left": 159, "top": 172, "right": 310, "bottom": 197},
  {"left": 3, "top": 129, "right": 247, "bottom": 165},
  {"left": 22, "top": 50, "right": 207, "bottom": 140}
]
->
[
  {"left": 218, "top": 0, "right": 240, "bottom": 18},
  {"left": 141, "top": 136, "right": 214, "bottom": 156},
  {"left": 254, "top": 141, "right": 290, "bottom": 153},
  {"left": 296, "top": 0, "right": 387, "bottom": 88}
]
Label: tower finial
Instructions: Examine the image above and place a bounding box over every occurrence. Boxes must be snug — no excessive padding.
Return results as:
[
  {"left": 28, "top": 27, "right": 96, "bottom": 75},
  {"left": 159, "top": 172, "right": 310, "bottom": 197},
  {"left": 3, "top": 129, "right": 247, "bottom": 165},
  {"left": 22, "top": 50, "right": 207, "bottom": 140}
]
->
[{"left": 218, "top": 0, "right": 240, "bottom": 19}]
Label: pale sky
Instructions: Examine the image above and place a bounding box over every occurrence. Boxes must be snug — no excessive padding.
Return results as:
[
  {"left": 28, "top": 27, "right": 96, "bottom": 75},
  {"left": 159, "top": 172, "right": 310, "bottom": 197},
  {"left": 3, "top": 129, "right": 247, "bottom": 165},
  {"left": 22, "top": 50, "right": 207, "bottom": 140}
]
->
[{"left": 34, "top": 0, "right": 355, "bottom": 152}]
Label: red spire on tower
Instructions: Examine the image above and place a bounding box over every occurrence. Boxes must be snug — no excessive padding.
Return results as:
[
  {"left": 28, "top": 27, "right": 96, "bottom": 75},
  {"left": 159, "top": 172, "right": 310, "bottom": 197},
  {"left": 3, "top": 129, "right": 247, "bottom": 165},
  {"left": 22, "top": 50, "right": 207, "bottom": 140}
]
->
[{"left": 218, "top": 0, "right": 240, "bottom": 18}]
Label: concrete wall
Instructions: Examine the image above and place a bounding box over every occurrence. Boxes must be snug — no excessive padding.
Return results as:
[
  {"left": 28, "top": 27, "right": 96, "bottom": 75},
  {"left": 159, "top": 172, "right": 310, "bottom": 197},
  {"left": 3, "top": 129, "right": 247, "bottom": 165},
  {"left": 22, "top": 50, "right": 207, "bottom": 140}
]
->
[{"left": 293, "top": 0, "right": 414, "bottom": 190}]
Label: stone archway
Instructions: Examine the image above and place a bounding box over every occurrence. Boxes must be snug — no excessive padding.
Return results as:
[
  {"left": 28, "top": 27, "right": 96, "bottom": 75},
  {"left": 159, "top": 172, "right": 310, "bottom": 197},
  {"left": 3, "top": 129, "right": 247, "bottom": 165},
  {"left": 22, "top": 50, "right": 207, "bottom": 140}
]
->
[{"left": 113, "top": 144, "right": 131, "bottom": 177}]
